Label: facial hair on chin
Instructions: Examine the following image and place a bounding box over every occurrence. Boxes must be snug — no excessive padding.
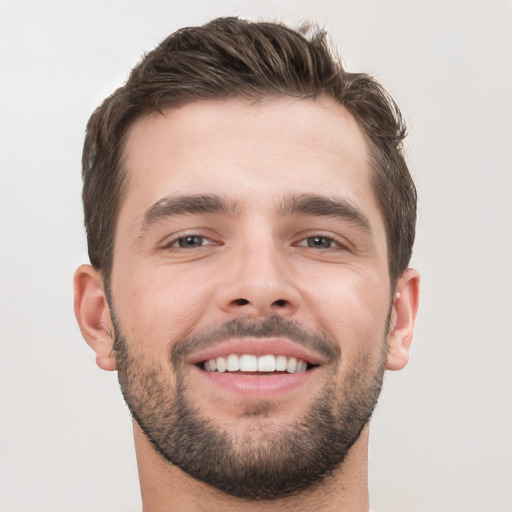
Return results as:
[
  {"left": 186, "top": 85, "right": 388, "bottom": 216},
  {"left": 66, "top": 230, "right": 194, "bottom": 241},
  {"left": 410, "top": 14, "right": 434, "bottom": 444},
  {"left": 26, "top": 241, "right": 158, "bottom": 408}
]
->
[{"left": 113, "top": 315, "right": 387, "bottom": 500}]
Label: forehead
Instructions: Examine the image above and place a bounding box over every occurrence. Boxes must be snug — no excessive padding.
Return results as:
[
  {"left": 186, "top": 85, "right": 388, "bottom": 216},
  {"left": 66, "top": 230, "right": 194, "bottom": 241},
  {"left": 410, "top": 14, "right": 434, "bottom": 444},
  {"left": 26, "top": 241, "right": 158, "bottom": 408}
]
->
[{"left": 119, "top": 97, "right": 382, "bottom": 230}]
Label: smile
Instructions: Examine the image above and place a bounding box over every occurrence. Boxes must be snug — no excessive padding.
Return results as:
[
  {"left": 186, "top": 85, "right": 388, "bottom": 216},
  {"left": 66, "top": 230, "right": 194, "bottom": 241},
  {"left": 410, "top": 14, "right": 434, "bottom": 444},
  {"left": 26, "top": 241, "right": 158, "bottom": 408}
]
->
[
  {"left": 202, "top": 354, "right": 311, "bottom": 373},
  {"left": 188, "top": 337, "right": 323, "bottom": 396}
]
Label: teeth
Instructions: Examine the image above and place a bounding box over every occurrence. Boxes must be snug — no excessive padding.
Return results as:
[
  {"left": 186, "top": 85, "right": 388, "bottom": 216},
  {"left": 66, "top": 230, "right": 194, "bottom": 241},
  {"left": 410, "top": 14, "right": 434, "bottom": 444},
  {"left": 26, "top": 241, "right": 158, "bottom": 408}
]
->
[
  {"left": 226, "top": 354, "right": 240, "bottom": 372},
  {"left": 239, "top": 354, "right": 258, "bottom": 372},
  {"left": 202, "top": 354, "right": 310, "bottom": 374},
  {"left": 296, "top": 360, "right": 307, "bottom": 373},
  {"left": 216, "top": 356, "right": 227, "bottom": 373},
  {"left": 287, "top": 357, "right": 297, "bottom": 373},
  {"left": 275, "top": 355, "right": 287, "bottom": 371},
  {"left": 258, "top": 354, "right": 276, "bottom": 372}
]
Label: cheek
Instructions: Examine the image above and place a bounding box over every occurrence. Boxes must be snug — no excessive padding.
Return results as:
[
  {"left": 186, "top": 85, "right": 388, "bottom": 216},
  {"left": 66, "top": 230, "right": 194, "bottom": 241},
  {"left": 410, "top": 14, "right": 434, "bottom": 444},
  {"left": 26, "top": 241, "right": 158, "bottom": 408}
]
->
[
  {"left": 111, "top": 264, "right": 214, "bottom": 355},
  {"left": 301, "top": 266, "right": 391, "bottom": 359}
]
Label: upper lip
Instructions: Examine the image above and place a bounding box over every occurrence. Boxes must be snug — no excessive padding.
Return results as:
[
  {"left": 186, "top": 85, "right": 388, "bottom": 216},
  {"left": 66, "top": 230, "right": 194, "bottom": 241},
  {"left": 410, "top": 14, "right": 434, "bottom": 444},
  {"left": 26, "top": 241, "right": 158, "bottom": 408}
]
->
[{"left": 186, "top": 337, "right": 325, "bottom": 366}]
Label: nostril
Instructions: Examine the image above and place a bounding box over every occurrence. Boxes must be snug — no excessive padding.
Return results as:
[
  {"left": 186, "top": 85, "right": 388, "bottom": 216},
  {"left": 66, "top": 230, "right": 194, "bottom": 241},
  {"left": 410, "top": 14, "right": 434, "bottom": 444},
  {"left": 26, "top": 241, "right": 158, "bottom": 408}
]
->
[
  {"left": 234, "top": 298, "right": 250, "bottom": 306},
  {"left": 272, "top": 299, "right": 287, "bottom": 307}
]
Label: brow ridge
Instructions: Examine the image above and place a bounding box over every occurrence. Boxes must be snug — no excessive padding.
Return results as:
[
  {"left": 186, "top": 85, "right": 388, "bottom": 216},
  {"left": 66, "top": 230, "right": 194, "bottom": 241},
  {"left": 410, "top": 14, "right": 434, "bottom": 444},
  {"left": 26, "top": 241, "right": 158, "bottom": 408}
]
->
[
  {"left": 278, "top": 193, "right": 372, "bottom": 232},
  {"left": 139, "top": 192, "right": 371, "bottom": 237},
  {"left": 139, "top": 194, "right": 240, "bottom": 235}
]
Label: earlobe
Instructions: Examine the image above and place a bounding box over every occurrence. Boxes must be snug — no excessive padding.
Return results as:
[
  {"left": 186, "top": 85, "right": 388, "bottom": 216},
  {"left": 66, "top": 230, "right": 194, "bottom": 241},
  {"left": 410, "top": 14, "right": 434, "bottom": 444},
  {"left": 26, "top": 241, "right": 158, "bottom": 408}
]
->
[
  {"left": 386, "top": 268, "right": 420, "bottom": 371},
  {"left": 73, "top": 264, "right": 117, "bottom": 371}
]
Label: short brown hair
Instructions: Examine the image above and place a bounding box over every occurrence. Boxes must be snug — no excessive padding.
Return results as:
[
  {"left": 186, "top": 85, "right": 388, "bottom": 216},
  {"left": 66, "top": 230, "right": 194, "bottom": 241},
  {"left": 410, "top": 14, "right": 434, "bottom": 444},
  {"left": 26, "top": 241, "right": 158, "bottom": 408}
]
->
[{"left": 82, "top": 16, "right": 416, "bottom": 284}]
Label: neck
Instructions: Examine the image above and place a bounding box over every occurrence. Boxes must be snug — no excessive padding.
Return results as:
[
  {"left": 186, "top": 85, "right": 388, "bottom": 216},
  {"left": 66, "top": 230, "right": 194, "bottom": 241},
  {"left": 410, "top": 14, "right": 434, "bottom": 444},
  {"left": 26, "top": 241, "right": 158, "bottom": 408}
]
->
[{"left": 133, "top": 422, "right": 370, "bottom": 512}]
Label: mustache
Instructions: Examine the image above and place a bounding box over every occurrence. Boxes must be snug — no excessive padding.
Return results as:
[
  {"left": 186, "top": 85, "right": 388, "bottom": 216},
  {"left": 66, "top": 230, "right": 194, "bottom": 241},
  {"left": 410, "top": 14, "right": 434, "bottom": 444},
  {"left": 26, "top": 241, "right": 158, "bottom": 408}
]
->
[{"left": 171, "top": 315, "right": 340, "bottom": 366}]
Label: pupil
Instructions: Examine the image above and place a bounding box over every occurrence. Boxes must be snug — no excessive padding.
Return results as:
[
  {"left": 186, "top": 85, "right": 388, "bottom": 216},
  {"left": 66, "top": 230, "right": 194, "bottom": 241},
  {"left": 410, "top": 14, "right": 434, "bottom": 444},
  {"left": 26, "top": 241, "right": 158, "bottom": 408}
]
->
[
  {"left": 179, "top": 236, "right": 202, "bottom": 247},
  {"left": 309, "top": 236, "right": 330, "bottom": 248}
]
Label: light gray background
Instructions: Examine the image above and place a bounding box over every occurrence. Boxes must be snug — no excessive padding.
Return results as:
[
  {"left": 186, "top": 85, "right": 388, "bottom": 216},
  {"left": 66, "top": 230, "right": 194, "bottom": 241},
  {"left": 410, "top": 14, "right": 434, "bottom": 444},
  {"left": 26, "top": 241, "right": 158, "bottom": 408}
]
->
[{"left": 1, "top": 1, "right": 511, "bottom": 511}]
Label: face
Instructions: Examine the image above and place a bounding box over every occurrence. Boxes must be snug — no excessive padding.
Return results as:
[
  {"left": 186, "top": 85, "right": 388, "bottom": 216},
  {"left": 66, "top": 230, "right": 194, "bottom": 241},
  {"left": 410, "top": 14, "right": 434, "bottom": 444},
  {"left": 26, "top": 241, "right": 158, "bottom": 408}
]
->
[{"left": 110, "top": 97, "right": 393, "bottom": 498}]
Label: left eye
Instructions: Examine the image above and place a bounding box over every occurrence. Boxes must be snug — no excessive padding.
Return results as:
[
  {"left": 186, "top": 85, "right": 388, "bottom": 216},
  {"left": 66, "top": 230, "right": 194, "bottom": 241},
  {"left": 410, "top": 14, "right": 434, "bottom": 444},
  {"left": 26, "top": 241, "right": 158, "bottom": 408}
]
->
[
  {"left": 300, "top": 236, "right": 336, "bottom": 249},
  {"left": 172, "top": 235, "right": 211, "bottom": 248}
]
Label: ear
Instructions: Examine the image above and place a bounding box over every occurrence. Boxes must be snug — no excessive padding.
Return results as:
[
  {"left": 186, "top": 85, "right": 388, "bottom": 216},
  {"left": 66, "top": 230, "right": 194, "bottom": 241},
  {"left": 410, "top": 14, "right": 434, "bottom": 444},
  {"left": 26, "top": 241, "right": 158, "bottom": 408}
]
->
[
  {"left": 74, "top": 264, "right": 117, "bottom": 371},
  {"left": 386, "top": 268, "right": 420, "bottom": 371}
]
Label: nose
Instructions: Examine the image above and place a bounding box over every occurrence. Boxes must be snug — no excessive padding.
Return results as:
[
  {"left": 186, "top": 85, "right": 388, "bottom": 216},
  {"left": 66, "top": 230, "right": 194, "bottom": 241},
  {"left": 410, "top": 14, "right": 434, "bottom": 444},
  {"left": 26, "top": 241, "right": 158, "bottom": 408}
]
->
[{"left": 215, "top": 240, "right": 300, "bottom": 318}]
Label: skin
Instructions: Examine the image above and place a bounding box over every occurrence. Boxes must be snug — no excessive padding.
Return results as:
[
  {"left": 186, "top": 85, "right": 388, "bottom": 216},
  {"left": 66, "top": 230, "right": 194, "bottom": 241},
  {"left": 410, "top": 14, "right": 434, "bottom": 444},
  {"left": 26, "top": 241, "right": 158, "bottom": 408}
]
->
[{"left": 74, "top": 96, "right": 420, "bottom": 511}]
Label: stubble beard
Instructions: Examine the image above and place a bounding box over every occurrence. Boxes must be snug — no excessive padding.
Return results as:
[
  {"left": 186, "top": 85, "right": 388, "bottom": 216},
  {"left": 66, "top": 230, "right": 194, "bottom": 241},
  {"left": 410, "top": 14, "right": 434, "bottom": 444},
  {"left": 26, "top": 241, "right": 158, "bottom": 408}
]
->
[{"left": 113, "top": 315, "right": 387, "bottom": 501}]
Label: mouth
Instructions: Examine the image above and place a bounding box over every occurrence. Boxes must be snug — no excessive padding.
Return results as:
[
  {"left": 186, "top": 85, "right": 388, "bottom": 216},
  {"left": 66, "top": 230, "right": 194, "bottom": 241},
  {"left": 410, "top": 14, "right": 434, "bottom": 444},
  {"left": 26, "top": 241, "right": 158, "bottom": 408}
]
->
[
  {"left": 188, "top": 338, "right": 323, "bottom": 398},
  {"left": 200, "top": 353, "right": 316, "bottom": 374}
]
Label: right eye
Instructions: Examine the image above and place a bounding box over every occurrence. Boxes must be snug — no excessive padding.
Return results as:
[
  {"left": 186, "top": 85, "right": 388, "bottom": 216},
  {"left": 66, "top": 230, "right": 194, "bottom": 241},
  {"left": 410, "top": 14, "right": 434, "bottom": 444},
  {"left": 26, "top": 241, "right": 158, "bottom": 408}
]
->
[
  {"left": 301, "top": 236, "right": 336, "bottom": 249},
  {"left": 169, "top": 235, "right": 213, "bottom": 248}
]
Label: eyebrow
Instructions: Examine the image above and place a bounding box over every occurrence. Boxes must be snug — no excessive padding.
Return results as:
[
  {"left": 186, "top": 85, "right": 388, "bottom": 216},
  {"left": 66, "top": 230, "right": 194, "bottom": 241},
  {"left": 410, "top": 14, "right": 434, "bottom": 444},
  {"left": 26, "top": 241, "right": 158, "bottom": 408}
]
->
[
  {"left": 139, "top": 192, "right": 372, "bottom": 236},
  {"left": 278, "top": 193, "right": 372, "bottom": 232},
  {"left": 139, "top": 194, "right": 240, "bottom": 236}
]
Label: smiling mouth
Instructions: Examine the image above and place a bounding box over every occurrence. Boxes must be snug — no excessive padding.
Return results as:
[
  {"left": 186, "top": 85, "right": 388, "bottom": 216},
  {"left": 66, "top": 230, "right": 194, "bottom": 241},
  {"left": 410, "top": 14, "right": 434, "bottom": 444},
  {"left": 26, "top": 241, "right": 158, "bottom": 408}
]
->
[{"left": 200, "top": 354, "right": 317, "bottom": 374}]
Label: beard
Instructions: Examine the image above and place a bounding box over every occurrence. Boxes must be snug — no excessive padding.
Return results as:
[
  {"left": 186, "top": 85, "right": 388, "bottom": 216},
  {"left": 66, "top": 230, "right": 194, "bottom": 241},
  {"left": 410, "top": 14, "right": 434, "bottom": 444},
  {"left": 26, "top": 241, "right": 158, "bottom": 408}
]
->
[{"left": 113, "top": 314, "right": 387, "bottom": 501}]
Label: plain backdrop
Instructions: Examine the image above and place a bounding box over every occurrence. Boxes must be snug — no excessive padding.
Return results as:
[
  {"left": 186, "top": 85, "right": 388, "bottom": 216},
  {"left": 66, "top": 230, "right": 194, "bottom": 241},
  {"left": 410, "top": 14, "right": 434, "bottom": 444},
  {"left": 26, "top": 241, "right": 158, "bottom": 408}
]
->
[{"left": 1, "top": 1, "right": 511, "bottom": 511}]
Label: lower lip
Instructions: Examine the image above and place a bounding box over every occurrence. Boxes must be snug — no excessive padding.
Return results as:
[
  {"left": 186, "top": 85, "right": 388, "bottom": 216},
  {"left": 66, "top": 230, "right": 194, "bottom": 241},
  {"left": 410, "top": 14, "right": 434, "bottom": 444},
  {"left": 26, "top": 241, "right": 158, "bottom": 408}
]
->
[{"left": 191, "top": 366, "right": 317, "bottom": 398}]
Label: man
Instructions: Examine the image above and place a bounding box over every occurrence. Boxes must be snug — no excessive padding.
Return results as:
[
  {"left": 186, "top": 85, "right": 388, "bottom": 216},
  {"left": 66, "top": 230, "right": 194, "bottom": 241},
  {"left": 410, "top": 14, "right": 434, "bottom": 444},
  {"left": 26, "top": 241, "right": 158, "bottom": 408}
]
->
[{"left": 74, "top": 17, "right": 420, "bottom": 511}]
